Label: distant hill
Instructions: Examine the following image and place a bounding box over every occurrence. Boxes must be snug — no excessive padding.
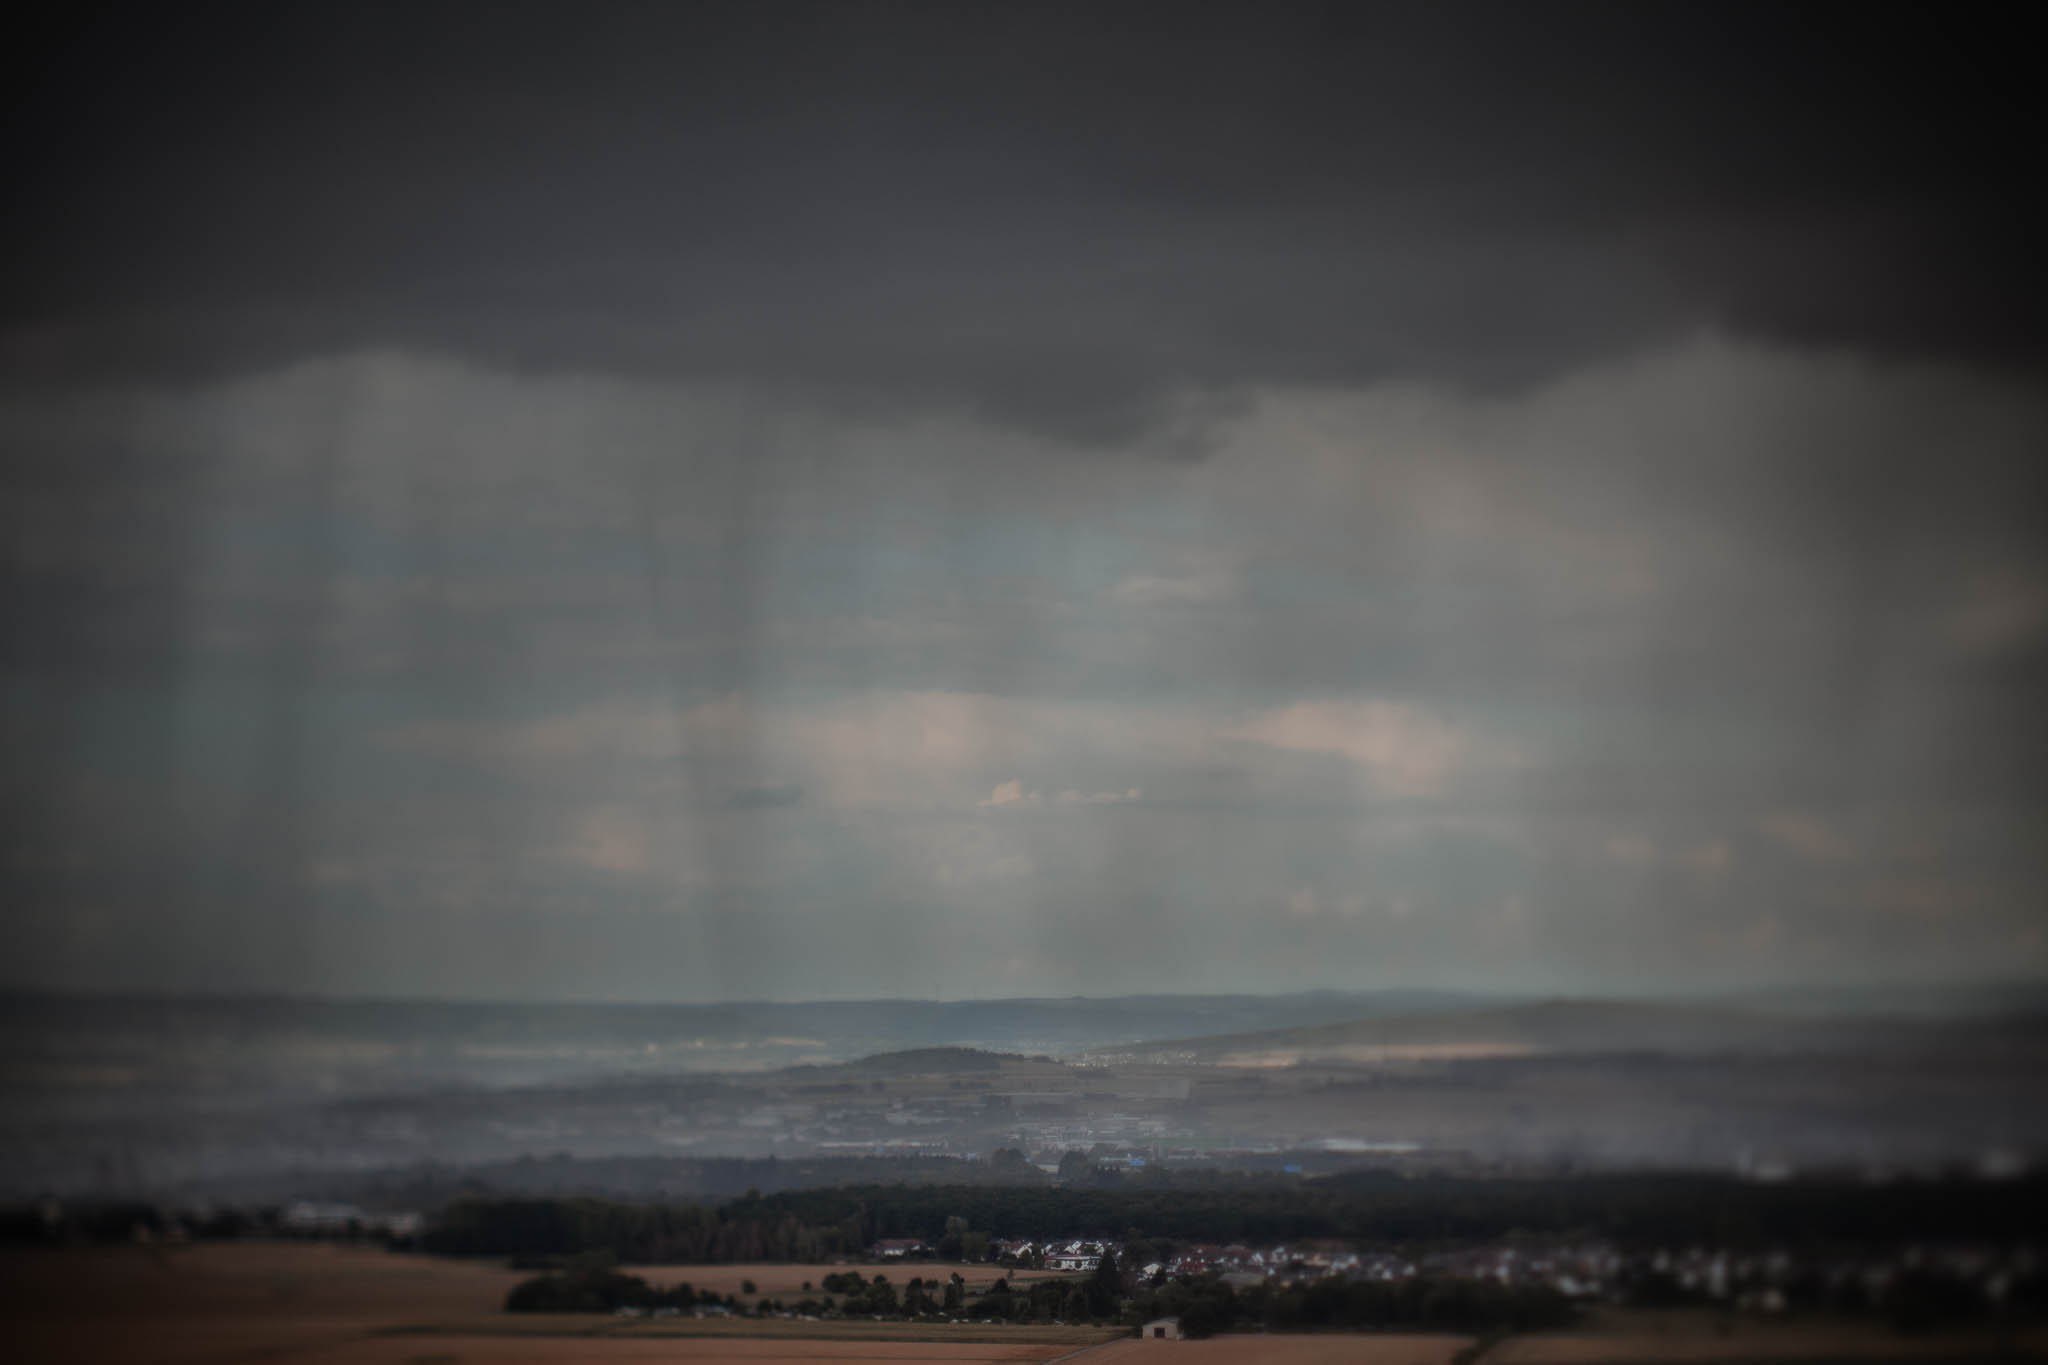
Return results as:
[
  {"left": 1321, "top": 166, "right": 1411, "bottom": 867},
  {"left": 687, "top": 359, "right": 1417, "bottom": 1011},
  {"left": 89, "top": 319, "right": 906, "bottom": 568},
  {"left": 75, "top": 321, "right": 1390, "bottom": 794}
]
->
[
  {"left": 1084, "top": 997, "right": 2048, "bottom": 1065},
  {"left": 1720, "top": 980, "right": 2048, "bottom": 1019},
  {"left": 0, "top": 986, "right": 1508, "bottom": 1089},
  {"left": 776, "top": 1045, "right": 1028, "bottom": 1077}
]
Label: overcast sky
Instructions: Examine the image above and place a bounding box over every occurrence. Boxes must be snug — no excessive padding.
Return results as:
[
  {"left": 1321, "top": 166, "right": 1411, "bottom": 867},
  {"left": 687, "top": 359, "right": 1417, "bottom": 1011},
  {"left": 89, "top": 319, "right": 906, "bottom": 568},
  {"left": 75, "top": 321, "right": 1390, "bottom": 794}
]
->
[{"left": 3, "top": 2, "right": 2043, "bottom": 1002}]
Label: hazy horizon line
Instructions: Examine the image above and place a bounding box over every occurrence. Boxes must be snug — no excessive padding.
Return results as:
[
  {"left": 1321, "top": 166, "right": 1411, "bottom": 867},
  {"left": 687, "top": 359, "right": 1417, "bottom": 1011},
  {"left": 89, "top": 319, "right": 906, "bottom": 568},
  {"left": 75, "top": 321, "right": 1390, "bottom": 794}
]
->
[{"left": 5, "top": 978, "right": 2044, "bottom": 1013}]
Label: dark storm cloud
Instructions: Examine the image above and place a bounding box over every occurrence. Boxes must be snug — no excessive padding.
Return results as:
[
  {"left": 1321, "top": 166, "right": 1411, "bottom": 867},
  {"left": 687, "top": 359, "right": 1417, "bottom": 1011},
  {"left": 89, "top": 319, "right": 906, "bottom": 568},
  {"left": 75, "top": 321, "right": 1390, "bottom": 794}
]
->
[
  {"left": 3, "top": 5, "right": 2046, "bottom": 1002},
  {"left": 3, "top": 2, "right": 2041, "bottom": 439}
]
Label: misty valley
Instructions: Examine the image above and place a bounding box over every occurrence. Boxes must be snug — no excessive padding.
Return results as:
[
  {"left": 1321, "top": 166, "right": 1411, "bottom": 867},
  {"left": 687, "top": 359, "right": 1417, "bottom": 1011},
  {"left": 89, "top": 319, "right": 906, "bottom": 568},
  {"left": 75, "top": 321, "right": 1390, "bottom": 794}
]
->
[{"left": 5, "top": 990, "right": 2043, "bottom": 1201}]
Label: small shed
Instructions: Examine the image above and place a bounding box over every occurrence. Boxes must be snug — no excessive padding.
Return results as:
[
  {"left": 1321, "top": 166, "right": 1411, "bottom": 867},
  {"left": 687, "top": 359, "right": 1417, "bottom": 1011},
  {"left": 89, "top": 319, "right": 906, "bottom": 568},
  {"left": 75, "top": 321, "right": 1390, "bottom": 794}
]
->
[
  {"left": 1141, "top": 1316, "right": 1182, "bottom": 1339},
  {"left": 870, "top": 1237, "right": 927, "bottom": 1259}
]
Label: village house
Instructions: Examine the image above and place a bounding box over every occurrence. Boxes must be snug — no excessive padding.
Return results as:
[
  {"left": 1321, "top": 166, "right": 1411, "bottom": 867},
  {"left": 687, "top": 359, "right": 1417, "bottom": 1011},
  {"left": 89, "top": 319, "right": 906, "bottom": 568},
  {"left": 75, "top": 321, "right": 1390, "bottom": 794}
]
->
[{"left": 1045, "top": 1240, "right": 1102, "bottom": 1272}]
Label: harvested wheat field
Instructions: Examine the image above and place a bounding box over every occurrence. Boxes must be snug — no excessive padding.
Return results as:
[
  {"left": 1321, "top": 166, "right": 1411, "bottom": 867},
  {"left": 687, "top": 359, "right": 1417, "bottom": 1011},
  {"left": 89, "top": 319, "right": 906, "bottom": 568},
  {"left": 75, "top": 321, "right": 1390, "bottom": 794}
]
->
[
  {"left": 0, "top": 1244, "right": 1112, "bottom": 1365},
  {"left": 1484, "top": 1308, "right": 2048, "bottom": 1363},
  {"left": 1082, "top": 1334, "right": 1472, "bottom": 1364},
  {"left": 289, "top": 1338, "right": 1081, "bottom": 1363}
]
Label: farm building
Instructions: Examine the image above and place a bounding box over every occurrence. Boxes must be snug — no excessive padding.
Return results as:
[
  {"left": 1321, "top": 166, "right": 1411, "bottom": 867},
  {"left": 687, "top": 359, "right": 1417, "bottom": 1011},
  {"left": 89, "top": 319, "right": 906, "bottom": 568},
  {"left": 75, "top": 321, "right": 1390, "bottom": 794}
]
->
[
  {"left": 869, "top": 1236, "right": 928, "bottom": 1259},
  {"left": 1141, "top": 1316, "right": 1182, "bottom": 1339}
]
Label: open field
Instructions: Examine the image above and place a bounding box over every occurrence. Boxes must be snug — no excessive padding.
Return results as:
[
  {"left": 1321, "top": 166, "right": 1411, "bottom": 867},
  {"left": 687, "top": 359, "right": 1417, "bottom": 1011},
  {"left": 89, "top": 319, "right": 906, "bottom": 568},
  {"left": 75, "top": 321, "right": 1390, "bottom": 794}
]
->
[
  {"left": 257, "top": 1339, "right": 1087, "bottom": 1363},
  {"left": 9, "top": 1246, "right": 2044, "bottom": 1364},
  {"left": 0, "top": 1244, "right": 1113, "bottom": 1365},
  {"left": 1084, "top": 1334, "right": 1471, "bottom": 1363},
  {"left": 1484, "top": 1308, "right": 2048, "bottom": 1362},
  {"left": 607, "top": 1320, "right": 1111, "bottom": 1345}
]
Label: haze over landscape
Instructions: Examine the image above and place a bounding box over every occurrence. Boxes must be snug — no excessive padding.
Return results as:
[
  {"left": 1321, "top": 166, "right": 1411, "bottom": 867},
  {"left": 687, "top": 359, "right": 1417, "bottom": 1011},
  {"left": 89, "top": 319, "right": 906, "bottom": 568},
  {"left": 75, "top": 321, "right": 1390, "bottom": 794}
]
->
[{"left": 3, "top": 4, "right": 2046, "bottom": 1361}]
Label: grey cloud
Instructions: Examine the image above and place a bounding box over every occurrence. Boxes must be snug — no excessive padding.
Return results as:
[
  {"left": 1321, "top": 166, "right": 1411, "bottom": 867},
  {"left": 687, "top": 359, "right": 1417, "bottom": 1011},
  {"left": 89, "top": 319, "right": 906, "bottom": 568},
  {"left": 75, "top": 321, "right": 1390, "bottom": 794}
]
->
[
  {"left": 3, "top": 4, "right": 2041, "bottom": 441},
  {"left": 4, "top": 336, "right": 2044, "bottom": 999}
]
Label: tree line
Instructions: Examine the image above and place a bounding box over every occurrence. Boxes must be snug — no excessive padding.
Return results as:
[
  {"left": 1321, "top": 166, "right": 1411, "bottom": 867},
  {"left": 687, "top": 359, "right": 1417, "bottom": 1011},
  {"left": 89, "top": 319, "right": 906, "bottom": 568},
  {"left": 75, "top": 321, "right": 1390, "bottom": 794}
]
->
[
  {"left": 423, "top": 1170, "right": 2048, "bottom": 1262},
  {"left": 503, "top": 1248, "right": 1578, "bottom": 1338}
]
